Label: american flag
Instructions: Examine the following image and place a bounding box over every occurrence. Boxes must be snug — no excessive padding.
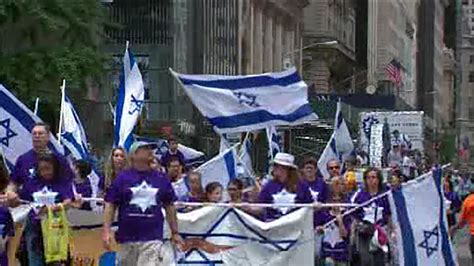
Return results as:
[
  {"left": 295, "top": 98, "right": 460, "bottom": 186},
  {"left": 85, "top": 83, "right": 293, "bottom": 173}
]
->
[{"left": 385, "top": 59, "right": 402, "bottom": 87}]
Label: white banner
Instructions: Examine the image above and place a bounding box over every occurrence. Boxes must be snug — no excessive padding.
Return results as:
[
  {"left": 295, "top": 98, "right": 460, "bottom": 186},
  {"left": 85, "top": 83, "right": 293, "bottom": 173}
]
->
[
  {"left": 163, "top": 206, "right": 314, "bottom": 265},
  {"left": 360, "top": 111, "right": 424, "bottom": 152}
]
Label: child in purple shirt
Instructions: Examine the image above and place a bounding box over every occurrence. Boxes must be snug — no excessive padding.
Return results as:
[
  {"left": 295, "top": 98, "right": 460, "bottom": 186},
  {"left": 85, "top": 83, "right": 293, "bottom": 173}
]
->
[
  {"left": 16, "top": 154, "right": 75, "bottom": 266},
  {"left": 103, "top": 142, "right": 184, "bottom": 266},
  {"left": 73, "top": 160, "right": 93, "bottom": 210},
  {"left": 258, "top": 153, "right": 313, "bottom": 221}
]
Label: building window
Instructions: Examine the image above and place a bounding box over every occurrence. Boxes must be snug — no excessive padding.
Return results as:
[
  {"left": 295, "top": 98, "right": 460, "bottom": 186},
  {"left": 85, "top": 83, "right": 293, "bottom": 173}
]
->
[
  {"left": 470, "top": 108, "right": 474, "bottom": 119},
  {"left": 463, "top": 0, "right": 468, "bottom": 5},
  {"left": 469, "top": 71, "right": 474, "bottom": 82},
  {"left": 470, "top": 55, "right": 474, "bottom": 64}
]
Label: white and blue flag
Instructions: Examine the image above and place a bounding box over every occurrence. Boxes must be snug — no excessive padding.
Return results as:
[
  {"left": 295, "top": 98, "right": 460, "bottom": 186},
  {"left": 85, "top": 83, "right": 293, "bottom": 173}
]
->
[
  {"left": 238, "top": 136, "right": 254, "bottom": 179},
  {"left": 317, "top": 101, "right": 354, "bottom": 179},
  {"left": 0, "top": 85, "right": 64, "bottom": 170},
  {"left": 135, "top": 135, "right": 206, "bottom": 167},
  {"left": 196, "top": 145, "right": 238, "bottom": 188},
  {"left": 388, "top": 168, "right": 458, "bottom": 266},
  {"left": 60, "top": 95, "right": 89, "bottom": 160},
  {"left": 59, "top": 94, "right": 101, "bottom": 203},
  {"left": 266, "top": 126, "right": 282, "bottom": 161},
  {"left": 171, "top": 67, "right": 317, "bottom": 134},
  {"left": 114, "top": 43, "right": 145, "bottom": 151}
]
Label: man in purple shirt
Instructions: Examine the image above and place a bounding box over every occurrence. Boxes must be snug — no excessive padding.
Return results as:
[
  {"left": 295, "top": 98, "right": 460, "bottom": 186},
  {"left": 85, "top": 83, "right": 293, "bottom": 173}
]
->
[
  {"left": 2, "top": 123, "right": 74, "bottom": 205},
  {"left": 103, "top": 141, "right": 184, "bottom": 266},
  {"left": 161, "top": 136, "right": 185, "bottom": 167}
]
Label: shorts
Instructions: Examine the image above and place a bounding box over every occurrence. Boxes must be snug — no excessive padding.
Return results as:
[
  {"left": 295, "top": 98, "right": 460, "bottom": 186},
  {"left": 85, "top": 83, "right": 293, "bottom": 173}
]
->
[{"left": 119, "top": 240, "right": 165, "bottom": 266}]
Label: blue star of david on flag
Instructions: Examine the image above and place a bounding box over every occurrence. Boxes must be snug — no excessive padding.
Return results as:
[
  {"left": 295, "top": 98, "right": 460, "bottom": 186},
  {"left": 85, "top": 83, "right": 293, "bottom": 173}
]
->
[
  {"left": 128, "top": 94, "right": 144, "bottom": 115},
  {"left": 178, "top": 208, "right": 298, "bottom": 264},
  {"left": 418, "top": 226, "right": 439, "bottom": 258},
  {"left": 0, "top": 118, "right": 17, "bottom": 147},
  {"left": 362, "top": 115, "right": 379, "bottom": 139},
  {"left": 232, "top": 92, "right": 260, "bottom": 108}
]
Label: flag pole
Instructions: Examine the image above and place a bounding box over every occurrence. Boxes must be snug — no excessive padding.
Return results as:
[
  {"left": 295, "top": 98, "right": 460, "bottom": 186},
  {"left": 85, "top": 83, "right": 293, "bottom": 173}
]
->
[
  {"left": 57, "top": 79, "right": 66, "bottom": 142},
  {"left": 0, "top": 145, "right": 10, "bottom": 174},
  {"left": 33, "top": 98, "right": 40, "bottom": 116}
]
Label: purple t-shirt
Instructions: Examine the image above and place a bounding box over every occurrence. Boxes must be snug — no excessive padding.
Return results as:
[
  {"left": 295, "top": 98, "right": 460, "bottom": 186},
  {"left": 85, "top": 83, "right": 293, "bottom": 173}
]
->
[
  {"left": 75, "top": 179, "right": 93, "bottom": 210},
  {"left": 353, "top": 189, "right": 391, "bottom": 226},
  {"left": 11, "top": 149, "right": 74, "bottom": 186},
  {"left": 19, "top": 178, "right": 74, "bottom": 204},
  {"left": 161, "top": 150, "right": 185, "bottom": 168},
  {"left": 0, "top": 207, "right": 14, "bottom": 266},
  {"left": 316, "top": 209, "right": 351, "bottom": 262},
  {"left": 302, "top": 178, "right": 328, "bottom": 227},
  {"left": 258, "top": 179, "right": 312, "bottom": 221},
  {"left": 105, "top": 169, "right": 177, "bottom": 243}
]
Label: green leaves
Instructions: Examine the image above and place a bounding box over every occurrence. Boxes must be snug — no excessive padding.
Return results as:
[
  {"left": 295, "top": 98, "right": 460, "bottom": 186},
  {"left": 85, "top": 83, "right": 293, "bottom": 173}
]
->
[{"left": 0, "top": 0, "right": 107, "bottom": 103}]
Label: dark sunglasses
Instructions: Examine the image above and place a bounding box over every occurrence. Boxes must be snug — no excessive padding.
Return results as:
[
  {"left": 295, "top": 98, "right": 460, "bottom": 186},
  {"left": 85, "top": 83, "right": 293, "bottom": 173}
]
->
[{"left": 329, "top": 166, "right": 340, "bottom": 170}]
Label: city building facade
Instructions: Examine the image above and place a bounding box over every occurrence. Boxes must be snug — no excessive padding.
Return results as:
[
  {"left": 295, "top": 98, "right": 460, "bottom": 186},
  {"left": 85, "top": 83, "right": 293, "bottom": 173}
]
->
[{"left": 367, "top": 0, "right": 419, "bottom": 108}]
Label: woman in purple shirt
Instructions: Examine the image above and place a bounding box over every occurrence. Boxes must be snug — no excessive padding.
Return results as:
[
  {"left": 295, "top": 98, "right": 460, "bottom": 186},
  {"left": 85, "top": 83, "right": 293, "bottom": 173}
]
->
[
  {"left": 315, "top": 176, "right": 351, "bottom": 265},
  {"left": 0, "top": 161, "right": 14, "bottom": 266},
  {"left": 14, "top": 154, "right": 75, "bottom": 265},
  {"left": 352, "top": 167, "right": 391, "bottom": 266},
  {"left": 258, "top": 153, "right": 313, "bottom": 221}
]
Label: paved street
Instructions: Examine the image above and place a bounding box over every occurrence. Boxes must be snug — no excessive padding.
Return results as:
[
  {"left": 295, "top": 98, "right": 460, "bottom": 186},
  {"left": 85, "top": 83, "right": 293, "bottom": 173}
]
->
[{"left": 454, "top": 227, "right": 472, "bottom": 266}]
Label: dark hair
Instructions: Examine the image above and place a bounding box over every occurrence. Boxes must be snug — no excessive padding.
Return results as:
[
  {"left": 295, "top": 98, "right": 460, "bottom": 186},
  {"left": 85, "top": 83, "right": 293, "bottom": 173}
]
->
[
  {"left": 228, "top": 179, "right": 244, "bottom": 190},
  {"left": 444, "top": 177, "right": 454, "bottom": 192},
  {"left": 205, "top": 182, "right": 223, "bottom": 199},
  {"left": 33, "top": 122, "right": 51, "bottom": 133},
  {"left": 363, "top": 167, "right": 384, "bottom": 192},
  {"left": 302, "top": 157, "right": 317, "bottom": 168},
  {"left": 37, "top": 154, "right": 60, "bottom": 181},
  {"left": 167, "top": 155, "right": 184, "bottom": 167},
  {"left": 75, "top": 159, "right": 92, "bottom": 180},
  {"left": 168, "top": 135, "right": 178, "bottom": 143},
  {"left": 0, "top": 159, "right": 9, "bottom": 192}
]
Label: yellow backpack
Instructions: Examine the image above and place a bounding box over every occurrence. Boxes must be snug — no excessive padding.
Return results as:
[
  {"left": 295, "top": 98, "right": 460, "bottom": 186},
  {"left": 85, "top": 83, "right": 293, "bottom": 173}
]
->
[{"left": 41, "top": 205, "right": 70, "bottom": 263}]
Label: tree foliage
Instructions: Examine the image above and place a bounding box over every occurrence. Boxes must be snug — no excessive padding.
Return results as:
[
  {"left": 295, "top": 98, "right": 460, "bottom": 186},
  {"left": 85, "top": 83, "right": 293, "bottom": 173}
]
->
[{"left": 0, "top": 0, "right": 108, "bottom": 103}]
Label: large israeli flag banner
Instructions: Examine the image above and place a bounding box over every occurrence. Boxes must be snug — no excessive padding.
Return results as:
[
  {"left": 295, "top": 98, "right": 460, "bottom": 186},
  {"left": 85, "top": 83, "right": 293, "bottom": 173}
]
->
[
  {"left": 388, "top": 168, "right": 458, "bottom": 266},
  {"left": 196, "top": 145, "right": 238, "bottom": 187},
  {"left": 170, "top": 67, "right": 317, "bottom": 133},
  {"left": 114, "top": 43, "right": 144, "bottom": 151},
  {"left": 160, "top": 207, "right": 314, "bottom": 265},
  {"left": 60, "top": 94, "right": 100, "bottom": 204},
  {"left": 318, "top": 101, "right": 354, "bottom": 179},
  {"left": 0, "top": 85, "right": 64, "bottom": 170}
]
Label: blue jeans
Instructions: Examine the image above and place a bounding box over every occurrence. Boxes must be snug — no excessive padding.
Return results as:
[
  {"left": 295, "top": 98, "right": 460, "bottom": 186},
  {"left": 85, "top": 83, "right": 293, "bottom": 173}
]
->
[{"left": 24, "top": 216, "right": 45, "bottom": 266}]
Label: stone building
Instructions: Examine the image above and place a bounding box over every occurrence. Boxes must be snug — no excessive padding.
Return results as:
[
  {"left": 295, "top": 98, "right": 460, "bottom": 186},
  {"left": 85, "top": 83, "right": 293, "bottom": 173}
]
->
[
  {"left": 366, "top": 0, "right": 418, "bottom": 107},
  {"left": 302, "top": 0, "right": 356, "bottom": 93}
]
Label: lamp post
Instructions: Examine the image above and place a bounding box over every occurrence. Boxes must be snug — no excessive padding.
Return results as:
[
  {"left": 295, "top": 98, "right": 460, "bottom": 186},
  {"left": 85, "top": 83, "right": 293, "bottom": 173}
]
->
[{"left": 282, "top": 41, "right": 338, "bottom": 71}]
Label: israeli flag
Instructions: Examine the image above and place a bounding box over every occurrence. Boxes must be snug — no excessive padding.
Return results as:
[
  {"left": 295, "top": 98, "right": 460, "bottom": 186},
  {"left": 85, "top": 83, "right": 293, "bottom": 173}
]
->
[
  {"left": 60, "top": 95, "right": 89, "bottom": 160},
  {"left": 59, "top": 94, "right": 100, "bottom": 203},
  {"left": 388, "top": 168, "right": 458, "bottom": 266},
  {"left": 114, "top": 43, "right": 145, "bottom": 151},
  {"left": 317, "top": 101, "right": 354, "bottom": 179},
  {"left": 196, "top": 145, "right": 238, "bottom": 188},
  {"left": 219, "top": 133, "right": 231, "bottom": 154},
  {"left": 0, "top": 85, "right": 64, "bottom": 170},
  {"left": 266, "top": 126, "right": 282, "bottom": 160},
  {"left": 134, "top": 135, "right": 206, "bottom": 167},
  {"left": 238, "top": 136, "right": 254, "bottom": 179},
  {"left": 170, "top": 67, "right": 318, "bottom": 134}
]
